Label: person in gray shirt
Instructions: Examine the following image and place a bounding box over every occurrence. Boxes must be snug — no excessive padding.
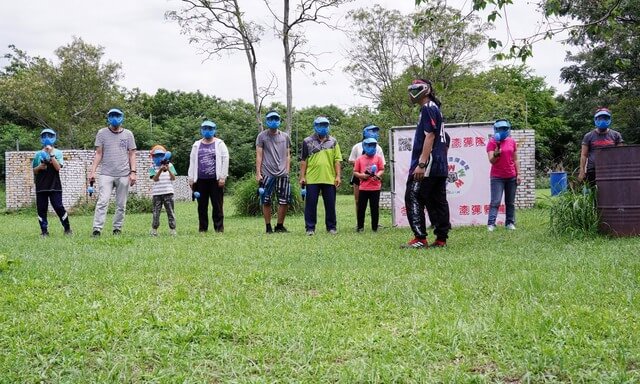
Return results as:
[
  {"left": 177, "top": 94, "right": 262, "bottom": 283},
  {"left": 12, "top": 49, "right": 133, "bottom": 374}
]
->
[
  {"left": 89, "top": 108, "right": 137, "bottom": 236},
  {"left": 256, "top": 111, "right": 292, "bottom": 233}
]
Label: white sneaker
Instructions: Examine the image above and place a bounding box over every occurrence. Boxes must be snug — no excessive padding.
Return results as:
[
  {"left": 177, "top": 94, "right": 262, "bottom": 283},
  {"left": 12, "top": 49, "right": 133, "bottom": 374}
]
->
[
  {"left": 170, "top": 229, "right": 177, "bottom": 236},
  {"left": 487, "top": 225, "right": 496, "bottom": 232},
  {"left": 150, "top": 229, "right": 158, "bottom": 236},
  {"left": 506, "top": 224, "right": 516, "bottom": 230}
]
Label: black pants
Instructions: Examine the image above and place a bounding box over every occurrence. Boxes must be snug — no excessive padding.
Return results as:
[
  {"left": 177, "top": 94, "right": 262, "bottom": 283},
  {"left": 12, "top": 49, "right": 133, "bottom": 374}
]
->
[
  {"left": 405, "top": 176, "right": 450, "bottom": 241},
  {"left": 357, "top": 190, "right": 380, "bottom": 231},
  {"left": 36, "top": 191, "right": 70, "bottom": 233},
  {"left": 195, "top": 179, "right": 224, "bottom": 232}
]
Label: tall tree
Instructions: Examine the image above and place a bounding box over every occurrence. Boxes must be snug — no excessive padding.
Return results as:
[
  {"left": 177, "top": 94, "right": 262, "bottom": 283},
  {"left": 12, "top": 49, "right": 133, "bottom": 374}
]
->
[
  {"left": 167, "top": 0, "right": 273, "bottom": 132},
  {"left": 0, "top": 38, "right": 122, "bottom": 147},
  {"left": 264, "top": 0, "right": 354, "bottom": 136}
]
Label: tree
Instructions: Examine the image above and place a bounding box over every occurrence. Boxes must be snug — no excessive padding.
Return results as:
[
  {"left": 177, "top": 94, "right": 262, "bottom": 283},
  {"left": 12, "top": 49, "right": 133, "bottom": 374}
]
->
[
  {"left": 264, "top": 0, "right": 354, "bottom": 136},
  {"left": 167, "top": 0, "right": 274, "bottom": 132},
  {"left": 0, "top": 38, "right": 122, "bottom": 148}
]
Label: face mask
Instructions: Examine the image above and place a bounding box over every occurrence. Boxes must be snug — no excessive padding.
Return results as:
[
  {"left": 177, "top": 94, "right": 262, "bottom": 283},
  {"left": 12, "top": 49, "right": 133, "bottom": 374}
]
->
[
  {"left": 40, "top": 135, "right": 56, "bottom": 146},
  {"left": 266, "top": 118, "right": 281, "bottom": 130},
  {"left": 108, "top": 115, "right": 124, "bottom": 127},
  {"left": 494, "top": 130, "right": 510, "bottom": 142},
  {"left": 153, "top": 155, "right": 164, "bottom": 167},
  {"left": 201, "top": 128, "right": 215, "bottom": 139},
  {"left": 595, "top": 118, "right": 611, "bottom": 130},
  {"left": 314, "top": 124, "right": 329, "bottom": 137},
  {"left": 364, "top": 144, "right": 376, "bottom": 156}
]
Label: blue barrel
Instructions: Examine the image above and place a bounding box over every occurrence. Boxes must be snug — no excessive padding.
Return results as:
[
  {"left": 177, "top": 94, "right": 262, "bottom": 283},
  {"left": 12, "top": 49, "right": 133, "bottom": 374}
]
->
[{"left": 550, "top": 171, "right": 567, "bottom": 196}]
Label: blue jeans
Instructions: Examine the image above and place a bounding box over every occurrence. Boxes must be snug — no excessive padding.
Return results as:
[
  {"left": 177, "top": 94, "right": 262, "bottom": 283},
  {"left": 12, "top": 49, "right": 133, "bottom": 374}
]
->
[
  {"left": 488, "top": 177, "right": 517, "bottom": 226},
  {"left": 304, "top": 184, "right": 337, "bottom": 231}
]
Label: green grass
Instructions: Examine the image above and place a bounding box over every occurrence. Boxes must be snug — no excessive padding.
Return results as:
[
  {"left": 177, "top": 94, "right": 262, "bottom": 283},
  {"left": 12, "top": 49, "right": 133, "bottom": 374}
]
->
[{"left": 1, "top": 194, "right": 639, "bottom": 382}]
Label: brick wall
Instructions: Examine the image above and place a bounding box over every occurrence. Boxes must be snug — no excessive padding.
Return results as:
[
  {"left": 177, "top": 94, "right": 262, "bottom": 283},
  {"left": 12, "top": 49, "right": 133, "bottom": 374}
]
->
[
  {"left": 5, "top": 150, "right": 192, "bottom": 210},
  {"left": 512, "top": 130, "right": 536, "bottom": 209}
]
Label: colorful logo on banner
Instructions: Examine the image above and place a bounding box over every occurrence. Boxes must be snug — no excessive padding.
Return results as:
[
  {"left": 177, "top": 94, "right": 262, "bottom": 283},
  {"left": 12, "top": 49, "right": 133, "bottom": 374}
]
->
[{"left": 447, "top": 156, "right": 472, "bottom": 196}]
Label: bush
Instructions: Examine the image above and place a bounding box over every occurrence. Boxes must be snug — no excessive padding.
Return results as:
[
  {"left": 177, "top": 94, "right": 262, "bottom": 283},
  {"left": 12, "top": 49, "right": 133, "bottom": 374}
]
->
[
  {"left": 232, "top": 173, "right": 304, "bottom": 216},
  {"left": 549, "top": 186, "right": 599, "bottom": 237},
  {"left": 70, "top": 194, "right": 153, "bottom": 215}
]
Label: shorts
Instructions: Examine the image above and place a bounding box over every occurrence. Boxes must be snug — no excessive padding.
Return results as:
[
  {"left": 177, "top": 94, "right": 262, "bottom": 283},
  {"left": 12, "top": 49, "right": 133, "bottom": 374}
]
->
[{"left": 262, "top": 175, "right": 291, "bottom": 205}]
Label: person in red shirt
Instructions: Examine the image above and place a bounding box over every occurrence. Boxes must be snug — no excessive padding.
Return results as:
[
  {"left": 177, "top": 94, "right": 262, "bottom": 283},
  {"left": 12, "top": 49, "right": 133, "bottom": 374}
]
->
[
  {"left": 353, "top": 138, "right": 385, "bottom": 232},
  {"left": 486, "top": 120, "right": 521, "bottom": 231}
]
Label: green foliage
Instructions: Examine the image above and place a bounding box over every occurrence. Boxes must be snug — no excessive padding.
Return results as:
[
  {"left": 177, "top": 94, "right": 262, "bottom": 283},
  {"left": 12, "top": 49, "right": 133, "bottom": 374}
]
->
[
  {"left": 549, "top": 187, "right": 600, "bottom": 237},
  {"left": 232, "top": 173, "right": 303, "bottom": 217},
  {"left": 0, "top": 124, "right": 39, "bottom": 179},
  {"left": 70, "top": 194, "right": 153, "bottom": 216}
]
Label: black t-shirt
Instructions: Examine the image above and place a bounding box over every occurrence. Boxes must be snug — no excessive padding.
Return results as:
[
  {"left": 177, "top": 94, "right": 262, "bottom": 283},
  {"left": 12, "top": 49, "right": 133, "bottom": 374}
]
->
[{"left": 33, "top": 150, "right": 63, "bottom": 192}]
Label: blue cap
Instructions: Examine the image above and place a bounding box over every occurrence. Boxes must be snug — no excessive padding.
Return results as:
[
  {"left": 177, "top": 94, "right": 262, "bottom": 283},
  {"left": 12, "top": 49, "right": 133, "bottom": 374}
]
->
[
  {"left": 363, "top": 124, "right": 379, "bottom": 132},
  {"left": 363, "top": 137, "right": 377, "bottom": 145},
  {"left": 107, "top": 108, "right": 124, "bottom": 116},
  {"left": 40, "top": 128, "right": 56, "bottom": 136},
  {"left": 314, "top": 116, "right": 330, "bottom": 125},
  {"left": 494, "top": 120, "right": 511, "bottom": 130},
  {"left": 201, "top": 120, "right": 217, "bottom": 129},
  {"left": 594, "top": 108, "right": 611, "bottom": 118},
  {"left": 266, "top": 111, "right": 280, "bottom": 119}
]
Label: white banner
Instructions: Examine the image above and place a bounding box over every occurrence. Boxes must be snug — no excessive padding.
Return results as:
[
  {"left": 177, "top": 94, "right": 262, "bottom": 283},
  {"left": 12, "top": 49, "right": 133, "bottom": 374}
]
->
[{"left": 391, "top": 123, "right": 506, "bottom": 227}]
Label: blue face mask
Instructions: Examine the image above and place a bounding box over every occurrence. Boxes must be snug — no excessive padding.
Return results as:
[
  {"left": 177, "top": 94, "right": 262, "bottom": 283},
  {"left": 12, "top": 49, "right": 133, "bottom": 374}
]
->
[
  {"left": 364, "top": 144, "right": 376, "bottom": 156},
  {"left": 595, "top": 117, "right": 611, "bottom": 130},
  {"left": 153, "top": 155, "right": 165, "bottom": 167},
  {"left": 314, "top": 124, "right": 329, "bottom": 137},
  {"left": 108, "top": 115, "right": 124, "bottom": 127},
  {"left": 40, "top": 135, "right": 56, "bottom": 146},
  {"left": 201, "top": 128, "right": 215, "bottom": 139},
  {"left": 494, "top": 130, "right": 510, "bottom": 142},
  {"left": 266, "top": 118, "right": 281, "bottom": 130}
]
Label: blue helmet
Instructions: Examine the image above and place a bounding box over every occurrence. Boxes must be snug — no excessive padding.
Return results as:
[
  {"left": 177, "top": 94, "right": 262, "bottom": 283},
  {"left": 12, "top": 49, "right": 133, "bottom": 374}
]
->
[
  {"left": 493, "top": 119, "right": 511, "bottom": 142},
  {"left": 363, "top": 124, "right": 380, "bottom": 140},
  {"left": 40, "top": 128, "right": 57, "bottom": 146},
  {"left": 594, "top": 108, "right": 612, "bottom": 130},
  {"left": 107, "top": 108, "right": 124, "bottom": 127},
  {"left": 200, "top": 120, "right": 217, "bottom": 139},
  {"left": 362, "top": 137, "right": 377, "bottom": 156},
  {"left": 314, "top": 116, "right": 330, "bottom": 137},
  {"left": 265, "top": 111, "right": 281, "bottom": 130}
]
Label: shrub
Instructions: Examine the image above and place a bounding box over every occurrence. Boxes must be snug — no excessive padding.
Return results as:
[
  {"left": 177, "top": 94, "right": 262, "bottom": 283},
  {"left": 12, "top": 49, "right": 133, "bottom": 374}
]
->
[
  {"left": 549, "top": 186, "right": 599, "bottom": 237},
  {"left": 233, "top": 173, "right": 303, "bottom": 216},
  {"left": 70, "top": 194, "right": 153, "bottom": 215}
]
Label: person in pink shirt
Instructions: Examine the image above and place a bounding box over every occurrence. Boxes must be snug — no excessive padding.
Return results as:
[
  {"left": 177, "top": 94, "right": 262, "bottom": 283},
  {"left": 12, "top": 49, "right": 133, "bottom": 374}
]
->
[
  {"left": 353, "top": 138, "right": 385, "bottom": 232},
  {"left": 486, "top": 119, "right": 521, "bottom": 231}
]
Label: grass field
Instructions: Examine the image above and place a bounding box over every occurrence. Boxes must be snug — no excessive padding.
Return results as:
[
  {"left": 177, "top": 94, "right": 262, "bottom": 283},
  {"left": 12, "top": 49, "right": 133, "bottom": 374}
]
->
[{"left": 1, "top": 194, "right": 639, "bottom": 382}]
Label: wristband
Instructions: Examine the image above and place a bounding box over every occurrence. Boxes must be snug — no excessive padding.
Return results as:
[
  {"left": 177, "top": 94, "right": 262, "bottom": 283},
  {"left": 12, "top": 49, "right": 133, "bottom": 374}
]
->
[{"left": 130, "top": 170, "right": 137, "bottom": 174}]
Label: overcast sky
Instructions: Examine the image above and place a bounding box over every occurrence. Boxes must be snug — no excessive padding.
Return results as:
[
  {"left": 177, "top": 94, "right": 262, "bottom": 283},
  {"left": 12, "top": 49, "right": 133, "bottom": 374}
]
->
[{"left": 0, "top": 0, "right": 572, "bottom": 109}]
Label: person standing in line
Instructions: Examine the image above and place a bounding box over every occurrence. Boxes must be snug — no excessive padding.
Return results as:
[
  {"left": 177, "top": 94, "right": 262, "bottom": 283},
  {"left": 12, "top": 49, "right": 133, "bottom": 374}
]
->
[
  {"left": 299, "top": 116, "right": 343, "bottom": 236},
  {"left": 578, "top": 108, "right": 623, "bottom": 187},
  {"left": 32, "top": 128, "right": 72, "bottom": 237},
  {"left": 402, "top": 79, "right": 449, "bottom": 249},
  {"left": 188, "top": 120, "right": 229, "bottom": 233},
  {"left": 89, "top": 108, "right": 137, "bottom": 237},
  {"left": 349, "top": 124, "right": 385, "bottom": 215},
  {"left": 148, "top": 145, "right": 177, "bottom": 236},
  {"left": 256, "top": 110, "right": 292, "bottom": 234},
  {"left": 486, "top": 119, "right": 521, "bottom": 231},
  {"left": 353, "top": 137, "right": 385, "bottom": 232}
]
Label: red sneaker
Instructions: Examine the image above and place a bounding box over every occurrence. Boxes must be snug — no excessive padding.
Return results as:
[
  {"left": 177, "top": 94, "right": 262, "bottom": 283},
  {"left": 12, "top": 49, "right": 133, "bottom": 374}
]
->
[
  {"left": 401, "top": 237, "right": 428, "bottom": 249},
  {"left": 432, "top": 239, "right": 447, "bottom": 248}
]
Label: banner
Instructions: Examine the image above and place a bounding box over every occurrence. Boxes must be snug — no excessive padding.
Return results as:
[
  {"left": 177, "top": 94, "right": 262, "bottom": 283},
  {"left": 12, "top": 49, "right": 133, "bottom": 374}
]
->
[{"left": 390, "top": 123, "right": 506, "bottom": 227}]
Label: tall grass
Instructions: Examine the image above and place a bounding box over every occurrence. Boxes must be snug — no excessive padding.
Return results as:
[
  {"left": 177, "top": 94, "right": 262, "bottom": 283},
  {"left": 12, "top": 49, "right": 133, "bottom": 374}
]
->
[{"left": 549, "top": 187, "right": 599, "bottom": 237}]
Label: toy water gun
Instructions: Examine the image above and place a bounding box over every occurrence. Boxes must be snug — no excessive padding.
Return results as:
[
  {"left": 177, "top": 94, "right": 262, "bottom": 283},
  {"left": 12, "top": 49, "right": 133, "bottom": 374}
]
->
[
  {"left": 365, "top": 164, "right": 380, "bottom": 180},
  {"left": 300, "top": 182, "right": 306, "bottom": 201},
  {"left": 87, "top": 179, "right": 95, "bottom": 197},
  {"left": 39, "top": 150, "right": 51, "bottom": 163}
]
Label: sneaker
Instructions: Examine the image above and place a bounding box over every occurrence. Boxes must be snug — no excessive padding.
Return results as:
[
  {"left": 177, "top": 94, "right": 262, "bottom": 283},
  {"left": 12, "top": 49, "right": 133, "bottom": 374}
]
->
[
  {"left": 170, "top": 229, "right": 177, "bottom": 236},
  {"left": 401, "top": 238, "right": 428, "bottom": 249},
  {"left": 487, "top": 225, "right": 496, "bottom": 232},
  {"left": 266, "top": 224, "right": 273, "bottom": 234},
  {"left": 432, "top": 239, "right": 447, "bottom": 248},
  {"left": 113, "top": 229, "right": 121, "bottom": 235},
  {"left": 274, "top": 224, "right": 288, "bottom": 233},
  {"left": 40, "top": 231, "right": 49, "bottom": 238},
  {"left": 506, "top": 224, "right": 516, "bottom": 230},
  {"left": 328, "top": 229, "right": 338, "bottom": 235},
  {"left": 306, "top": 230, "right": 315, "bottom": 236},
  {"left": 92, "top": 230, "right": 101, "bottom": 237},
  {"left": 64, "top": 229, "right": 73, "bottom": 236},
  {"left": 150, "top": 229, "right": 158, "bottom": 237}
]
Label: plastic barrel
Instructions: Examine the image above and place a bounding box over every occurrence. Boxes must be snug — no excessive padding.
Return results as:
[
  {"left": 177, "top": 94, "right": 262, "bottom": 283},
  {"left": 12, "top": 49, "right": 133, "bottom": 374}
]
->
[{"left": 550, "top": 171, "right": 567, "bottom": 196}]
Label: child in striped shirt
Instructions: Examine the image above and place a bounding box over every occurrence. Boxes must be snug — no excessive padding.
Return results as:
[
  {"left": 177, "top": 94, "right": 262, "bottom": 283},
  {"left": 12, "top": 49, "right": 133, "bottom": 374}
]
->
[{"left": 149, "top": 145, "right": 177, "bottom": 236}]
